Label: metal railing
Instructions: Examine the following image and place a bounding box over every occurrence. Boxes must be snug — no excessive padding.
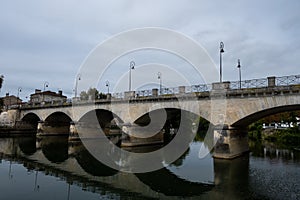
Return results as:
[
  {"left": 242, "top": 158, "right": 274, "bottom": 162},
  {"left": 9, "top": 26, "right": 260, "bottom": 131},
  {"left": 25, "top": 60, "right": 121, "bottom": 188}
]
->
[
  {"left": 276, "top": 75, "right": 300, "bottom": 86},
  {"left": 230, "top": 78, "right": 268, "bottom": 89},
  {"left": 17, "top": 74, "right": 300, "bottom": 109},
  {"left": 186, "top": 84, "right": 212, "bottom": 93}
]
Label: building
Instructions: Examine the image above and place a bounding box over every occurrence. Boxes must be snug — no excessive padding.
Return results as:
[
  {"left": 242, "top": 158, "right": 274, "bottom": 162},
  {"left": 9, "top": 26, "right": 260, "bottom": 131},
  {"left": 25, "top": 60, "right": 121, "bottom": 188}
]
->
[
  {"left": 30, "top": 89, "right": 67, "bottom": 105},
  {"left": 1, "top": 93, "right": 22, "bottom": 110}
]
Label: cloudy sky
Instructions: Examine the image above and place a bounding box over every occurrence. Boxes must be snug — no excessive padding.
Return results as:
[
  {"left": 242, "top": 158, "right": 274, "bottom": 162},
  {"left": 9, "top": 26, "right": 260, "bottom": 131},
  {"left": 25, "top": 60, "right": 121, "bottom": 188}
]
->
[{"left": 1, "top": 0, "right": 300, "bottom": 99}]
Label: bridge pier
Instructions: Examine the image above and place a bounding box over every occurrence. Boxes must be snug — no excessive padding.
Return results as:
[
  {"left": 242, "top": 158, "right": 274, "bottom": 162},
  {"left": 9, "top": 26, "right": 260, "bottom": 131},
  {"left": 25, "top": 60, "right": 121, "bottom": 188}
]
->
[
  {"left": 121, "top": 125, "right": 164, "bottom": 147},
  {"left": 69, "top": 121, "right": 79, "bottom": 140},
  {"left": 213, "top": 125, "right": 249, "bottom": 159}
]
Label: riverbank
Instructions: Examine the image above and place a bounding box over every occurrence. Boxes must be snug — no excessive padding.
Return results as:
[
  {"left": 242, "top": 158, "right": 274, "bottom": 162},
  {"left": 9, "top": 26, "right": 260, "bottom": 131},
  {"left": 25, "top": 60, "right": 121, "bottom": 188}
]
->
[{"left": 249, "top": 126, "right": 300, "bottom": 148}]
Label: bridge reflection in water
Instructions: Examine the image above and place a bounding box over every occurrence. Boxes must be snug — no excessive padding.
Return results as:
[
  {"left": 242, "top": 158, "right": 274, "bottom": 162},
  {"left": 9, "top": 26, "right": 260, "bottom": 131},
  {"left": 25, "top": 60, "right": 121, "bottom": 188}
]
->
[{"left": 1, "top": 135, "right": 299, "bottom": 199}]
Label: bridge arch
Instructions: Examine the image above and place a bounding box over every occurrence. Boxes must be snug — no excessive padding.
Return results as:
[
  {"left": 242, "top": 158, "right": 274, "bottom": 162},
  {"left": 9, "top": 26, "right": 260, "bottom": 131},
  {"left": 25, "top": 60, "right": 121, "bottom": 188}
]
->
[
  {"left": 43, "top": 111, "right": 73, "bottom": 134},
  {"left": 44, "top": 111, "right": 72, "bottom": 123},
  {"left": 134, "top": 106, "right": 212, "bottom": 126},
  {"left": 232, "top": 104, "right": 300, "bottom": 127},
  {"left": 78, "top": 109, "right": 123, "bottom": 127},
  {"left": 21, "top": 113, "right": 41, "bottom": 131},
  {"left": 134, "top": 107, "right": 212, "bottom": 134}
]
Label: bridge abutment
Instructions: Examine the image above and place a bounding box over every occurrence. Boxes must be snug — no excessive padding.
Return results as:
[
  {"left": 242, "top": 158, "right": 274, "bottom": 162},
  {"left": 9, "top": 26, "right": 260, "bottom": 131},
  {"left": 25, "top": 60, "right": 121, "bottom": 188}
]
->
[{"left": 213, "top": 125, "right": 249, "bottom": 159}]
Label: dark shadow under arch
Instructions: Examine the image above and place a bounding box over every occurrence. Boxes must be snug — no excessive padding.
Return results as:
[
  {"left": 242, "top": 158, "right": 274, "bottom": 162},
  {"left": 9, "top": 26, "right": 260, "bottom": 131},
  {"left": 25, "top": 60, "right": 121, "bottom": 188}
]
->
[
  {"left": 134, "top": 108, "right": 212, "bottom": 140},
  {"left": 45, "top": 111, "right": 72, "bottom": 125},
  {"left": 44, "top": 112, "right": 72, "bottom": 134},
  {"left": 79, "top": 109, "right": 123, "bottom": 127},
  {"left": 21, "top": 113, "right": 41, "bottom": 131}
]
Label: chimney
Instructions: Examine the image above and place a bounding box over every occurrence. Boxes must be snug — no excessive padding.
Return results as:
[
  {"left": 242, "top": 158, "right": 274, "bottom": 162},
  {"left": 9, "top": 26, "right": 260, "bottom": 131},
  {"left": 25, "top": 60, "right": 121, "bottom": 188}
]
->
[
  {"left": 35, "top": 89, "right": 41, "bottom": 94},
  {"left": 58, "top": 90, "right": 63, "bottom": 96},
  {"left": 6, "top": 93, "right": 9, "bottom": 97}
]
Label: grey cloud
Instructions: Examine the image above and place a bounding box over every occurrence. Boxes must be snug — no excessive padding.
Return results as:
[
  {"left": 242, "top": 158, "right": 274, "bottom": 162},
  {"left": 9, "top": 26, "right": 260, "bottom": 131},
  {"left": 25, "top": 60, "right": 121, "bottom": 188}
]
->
[{"left": 0, "top": 0, "right": 300, "bottom": 98}]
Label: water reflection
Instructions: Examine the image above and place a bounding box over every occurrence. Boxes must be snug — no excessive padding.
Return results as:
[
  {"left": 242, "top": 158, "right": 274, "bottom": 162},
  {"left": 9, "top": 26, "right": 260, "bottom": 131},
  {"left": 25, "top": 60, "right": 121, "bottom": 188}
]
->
[
  {"left": 0, "top": 135, "right": 299, "bottom": 199},
  {"left": 38, "top": 136, "right": 69, "bottom": 163},
  {"left": 249, "top": 140, "right": 300, "bottom": 162},
  {"left": 73, "top": 142, "right": 118, "bottom": 177},
  {"left": 136, "top": 167, "right": 213, "bottom": 196},
  {"left": 18, "top": 136, "right": 36, "bottom": 155}
]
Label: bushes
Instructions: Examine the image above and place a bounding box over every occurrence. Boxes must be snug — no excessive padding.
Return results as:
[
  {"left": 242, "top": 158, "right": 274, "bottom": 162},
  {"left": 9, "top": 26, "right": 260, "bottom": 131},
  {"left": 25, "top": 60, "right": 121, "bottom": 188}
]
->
[
  {"left": 263, "top": 127, "right": 300, "bottom": 147},
  {"left": 248, "top": 120, "right": 263, "bottom": 140},
  {"left": 248, "top": 120, "right": 300, "bottom": 147}
]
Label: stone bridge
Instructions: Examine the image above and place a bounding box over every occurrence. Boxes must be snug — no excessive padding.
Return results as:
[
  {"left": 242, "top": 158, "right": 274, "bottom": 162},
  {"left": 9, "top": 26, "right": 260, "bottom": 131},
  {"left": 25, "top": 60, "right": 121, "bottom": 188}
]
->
[{"left": 15, "top": 75, "right": 300, "bottom": 158}]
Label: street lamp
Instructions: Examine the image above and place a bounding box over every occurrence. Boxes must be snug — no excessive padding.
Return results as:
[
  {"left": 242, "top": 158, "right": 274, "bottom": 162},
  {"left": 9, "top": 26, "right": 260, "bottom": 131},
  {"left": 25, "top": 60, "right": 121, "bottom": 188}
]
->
[
  {"left": 129, "top": 61, "right": 135, "bottom": 91},
  {"left": 0, "top": 75, "right": 4, "bottom": 91},
  {"left": 17, "top": 87, "right": 22, "bottom": 104},
  {"left": 219, "top": 42, "right": 225, "bottom": 83},
  {"left": 237, "top": 59, "right": 242, "bottom": 89},
  {"left": 43, "top": 81, "right": 49, "bottom": 103},
  {"left": 17, "top": 87, "right": 22, "bottom": 99},
  {"left": 43, "top": 81, "right": 49, "bottom": 91},
  {"left": 74, "top": 74, "right": 81, "bottom": 98},
  {"left": 105, "top": 80, "right": 110, "bottom": 94},
  {"left": 157, "top": 72, "right": 162, "bottom": 95}
]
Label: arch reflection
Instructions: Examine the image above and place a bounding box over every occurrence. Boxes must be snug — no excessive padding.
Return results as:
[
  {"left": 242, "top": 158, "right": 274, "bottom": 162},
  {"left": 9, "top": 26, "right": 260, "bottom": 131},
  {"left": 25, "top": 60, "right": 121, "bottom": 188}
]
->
[
  {"left": 72, "top": 141, "right": 118, "bottom": 177},
  {"left": 18, "top": 136, "right": 37, "bottom": 156},
  {"left": 39, "top": 136, "right": 69, "bottom": 163}
]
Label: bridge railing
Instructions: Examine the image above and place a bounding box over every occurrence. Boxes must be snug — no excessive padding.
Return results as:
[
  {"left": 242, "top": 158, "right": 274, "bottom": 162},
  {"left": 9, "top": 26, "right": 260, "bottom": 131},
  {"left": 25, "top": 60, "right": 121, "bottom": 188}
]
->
[
  {"left": 186, "top": 84, "right": 212, "bottom": 93},
  {"left": 276, "top": 75, "right": 300, "bottom": 86},
  {"left": 230, "top": 78, "right": 268, "bottom": 89},
  {"left": 112, "top": 92, "right": 124, "bottom": 99},
  {"left": 136, "top": 90, "right": 153, "bottom": 97},
  {"left": 17, "top": 74, "right": 300, "bottom": 109}
]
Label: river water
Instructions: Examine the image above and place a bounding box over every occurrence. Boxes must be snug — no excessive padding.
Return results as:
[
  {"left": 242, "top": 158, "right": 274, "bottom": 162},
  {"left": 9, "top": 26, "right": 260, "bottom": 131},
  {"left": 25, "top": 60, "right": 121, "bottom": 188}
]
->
[{"left": 0, "top": 136, "right": 299, "bottom": 200}]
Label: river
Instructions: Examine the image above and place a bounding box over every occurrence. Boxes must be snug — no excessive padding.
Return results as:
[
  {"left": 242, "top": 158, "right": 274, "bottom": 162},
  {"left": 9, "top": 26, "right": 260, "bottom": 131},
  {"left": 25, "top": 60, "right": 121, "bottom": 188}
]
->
[{"left": 0, "top": 135, "right": 299, "bottom": 200}]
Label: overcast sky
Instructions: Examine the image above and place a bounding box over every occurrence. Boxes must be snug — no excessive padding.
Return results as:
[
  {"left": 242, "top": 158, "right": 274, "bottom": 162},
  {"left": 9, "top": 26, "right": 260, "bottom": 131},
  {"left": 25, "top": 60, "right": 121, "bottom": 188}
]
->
[{"left": 1, "top": 0, "right": 300, "bottom": 99}]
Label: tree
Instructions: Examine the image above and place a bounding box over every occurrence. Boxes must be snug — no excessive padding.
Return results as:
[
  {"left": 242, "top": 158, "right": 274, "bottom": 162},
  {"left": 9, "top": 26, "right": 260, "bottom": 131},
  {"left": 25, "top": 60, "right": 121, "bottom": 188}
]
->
[
  {"left": 0, "top": 75, "right": 4, "bottom": 89},
  {"left": 80, "top": 88, "right": 103, "bottom": 100},
  {"left": 80, "top": 91, "right": 88, "bottom": 100},
  {"left": 87, "top": 88, "right": 99, "bottom": 100}
]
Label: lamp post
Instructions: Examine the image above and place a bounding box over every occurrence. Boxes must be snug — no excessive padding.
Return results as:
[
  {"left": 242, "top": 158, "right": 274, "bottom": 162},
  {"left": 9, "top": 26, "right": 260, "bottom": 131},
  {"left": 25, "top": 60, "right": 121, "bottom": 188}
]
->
[
  {"left": 17, "top": 87, "right": 22, "bottom": 105},
  {"left": 237, "top": 59, "right": 242, "bottom": 89},
  {"left": 43, "top": 81, "right": 49, "bottom": 91},
  {"left": 157, "top": 72, "right": 162, "bottom": 95},
  {"left": 219, "top": 42, "right": 225, "bottom": 83},
  {"left": 129, "top": 61, "right": 135, "bottom": 91},
  {"left": 105, "top": 80, "right": 110, "bottom": 94},
  {"left": 43, "top": 81, "right": 49, "bottom": 103},
  {"left": 74, "top": 74, "right": 81, "bottom": 98},
  {"left": 0, "top": 75, "right": 4, "bottom": 92}
]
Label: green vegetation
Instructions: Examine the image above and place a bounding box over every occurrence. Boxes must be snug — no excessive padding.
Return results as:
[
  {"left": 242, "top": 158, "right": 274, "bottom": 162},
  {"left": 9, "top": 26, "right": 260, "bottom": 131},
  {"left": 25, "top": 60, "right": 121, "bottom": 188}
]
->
[
  {"left": 263, "top": 127, "right": 300, "bottom": 146},
  {"left": 248, "top": 120, "right": 263, "bottom": 140},
  {"left": 80, "top": 88, "right": 107, "bottom": 100},
  {"left": 248, "top": 111, "right": 300, "bottom": 148},
  {"left": 194, "top": 117, "right": 211, "bottom": 141}
]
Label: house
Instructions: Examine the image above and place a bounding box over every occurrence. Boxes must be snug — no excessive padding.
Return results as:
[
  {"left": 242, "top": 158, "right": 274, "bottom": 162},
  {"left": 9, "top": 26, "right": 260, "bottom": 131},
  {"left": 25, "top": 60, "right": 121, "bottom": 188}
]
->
[
  {"left": 30, "top": 89, "right": 67, "bottom": 105},
  {"left": 1, "top": 93, "right": 22, "bottom": 109}
]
